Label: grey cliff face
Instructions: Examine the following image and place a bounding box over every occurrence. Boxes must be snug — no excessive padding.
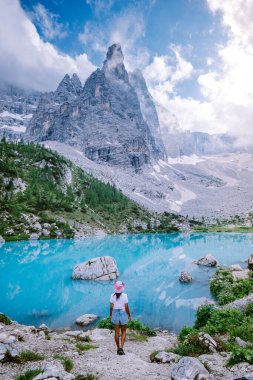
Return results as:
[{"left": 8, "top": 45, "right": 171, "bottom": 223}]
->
[
  {"left": 26, "top": 44, "right": 165, "bottom": 171},
  {"left": 0, "top": 83, "right": 40, "bottom": 140},
  {"left": 129, "top": 69, "right": 166, "bottom": 157}
]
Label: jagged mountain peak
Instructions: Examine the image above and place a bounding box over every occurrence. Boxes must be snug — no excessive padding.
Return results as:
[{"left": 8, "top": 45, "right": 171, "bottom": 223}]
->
[
  {"left": 102, "top": 43, "right": 129, "bottom": 82},
  {"left": 55, "top": 73, "right": 82, "bottom": 101}
]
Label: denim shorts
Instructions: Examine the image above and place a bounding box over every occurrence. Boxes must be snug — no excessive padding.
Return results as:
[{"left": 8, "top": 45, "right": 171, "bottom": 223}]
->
[{"left": 111, "top": 309, "right": 128, "bottom": 325}]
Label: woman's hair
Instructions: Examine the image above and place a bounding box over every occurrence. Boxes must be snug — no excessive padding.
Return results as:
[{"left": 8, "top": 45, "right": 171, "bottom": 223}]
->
[{"left": 114, "top": 292, "right": 121, "bottom": 300}]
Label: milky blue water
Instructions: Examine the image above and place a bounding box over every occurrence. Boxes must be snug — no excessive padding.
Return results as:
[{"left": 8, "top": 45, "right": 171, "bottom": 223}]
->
[{"left": 0, "top": 233, "right": 252, "bottom": 332}]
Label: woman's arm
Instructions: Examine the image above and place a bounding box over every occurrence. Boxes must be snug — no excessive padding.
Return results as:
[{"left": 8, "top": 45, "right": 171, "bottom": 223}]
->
[
  {"left": 109, "top": 302, "right": 113, "bottom": 319},
  {"left": 125, "top": 303, "right": 131, "bottom": 320}
]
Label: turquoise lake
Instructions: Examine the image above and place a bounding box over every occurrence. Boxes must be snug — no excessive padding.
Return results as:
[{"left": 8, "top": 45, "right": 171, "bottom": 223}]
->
[{"left": 0, "top": 233, "right": 252, "bottom": 332}]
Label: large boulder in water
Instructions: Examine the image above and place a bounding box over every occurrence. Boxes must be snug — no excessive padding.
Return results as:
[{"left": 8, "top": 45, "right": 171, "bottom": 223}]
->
[
  {"left": 171, "top": 357, "right": 213, "bottom": 380},
  {"left": 72, "top": 256, "right": 119, "bottom": 281},
  {"left": 75, "top": 314, "right": 98, "bottom": 326},
  {"left": 195, "top": 254, "right": 218, "bottom": 267}
]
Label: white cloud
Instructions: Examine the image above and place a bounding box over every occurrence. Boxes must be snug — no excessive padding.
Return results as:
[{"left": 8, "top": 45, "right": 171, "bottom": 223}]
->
[
  {"left": 79, "top": 10, "right": 149, "bottom": 70},
  {"left": 143, "top": 45, "right": 194, "bottom": 103},
  {"left": 0, "top": 0, "right": 96, "bottom": 91},
  {"left": 147, "top": 0, "right": 253, "bottom": 144},
  {"left": 86, "top": 0, "right": 116, "bottom": 16},
  {"left": 31, "top": 3, "right": 67, "bottom": 40}
]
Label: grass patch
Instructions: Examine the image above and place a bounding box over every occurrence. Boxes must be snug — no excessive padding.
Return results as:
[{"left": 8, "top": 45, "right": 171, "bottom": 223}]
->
[
  {"left": 0, "top": 313, "right": 12, "bottom": 325},
  {"left": 149, "top": 350, "right": 160, "bottom": 362},
  {"left": 54, "top": 354, "right": 73, "bottom": 372},
  {"left": 16, "top": 369, "right": 43, "bottom": 380},
  {"left": 76, "top": 343, "right": 98, "bottom": 352},
  {"left": 127, "top": 332, "right": 148, "bottom": 342},
  {"left": 75, "top": 335, "right": 92, "bottom": 343},
  {"left": 74, "top": 375, "right": 98, "bottom": 380},
  {"left": 18, "top": 351, "right": 45, "bottom": 363},
  {"left": 173, "top": 332, "right": 210, "bottom": 357}
]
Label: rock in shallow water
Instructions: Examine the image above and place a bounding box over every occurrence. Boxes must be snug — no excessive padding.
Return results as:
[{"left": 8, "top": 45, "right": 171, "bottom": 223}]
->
[
  {"left": 179, "top": 271, "right": 192, "bottom": 283},
  {"left": 195, "top": 254, "right": 218, "bottom": 267},
  {"left": 72, "top": 256, "right": 119, "bottom": 281},
  {"left": 75, "top": 314, "right": 98, "bottom": 326},
  {"left": 171, "top": 356, "right": 213, "bottom": 380}
]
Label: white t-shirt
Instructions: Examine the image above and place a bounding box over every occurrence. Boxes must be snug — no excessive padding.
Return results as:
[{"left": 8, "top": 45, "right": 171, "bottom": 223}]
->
[{"left": 110, "top": 293, "right": 128, "bottom": 310}]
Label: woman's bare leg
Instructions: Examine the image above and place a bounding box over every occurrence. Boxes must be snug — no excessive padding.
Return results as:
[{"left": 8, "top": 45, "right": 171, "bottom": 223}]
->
[
  {"left": 120, "top": 325, "right": 127, "bottom": 349},
  {"left": 114, "top": 325, "right": 120, "bottom": 349}
]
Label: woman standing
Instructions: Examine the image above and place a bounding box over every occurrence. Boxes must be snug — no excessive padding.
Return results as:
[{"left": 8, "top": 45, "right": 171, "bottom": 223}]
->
[{"left": 109, "top": 281, "right": 131, "bottom": 355}]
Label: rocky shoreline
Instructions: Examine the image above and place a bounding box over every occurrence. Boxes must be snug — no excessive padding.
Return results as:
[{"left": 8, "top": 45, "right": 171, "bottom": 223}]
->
[{"left": 1, "top": 315, "right": 253, "bottom": 380}]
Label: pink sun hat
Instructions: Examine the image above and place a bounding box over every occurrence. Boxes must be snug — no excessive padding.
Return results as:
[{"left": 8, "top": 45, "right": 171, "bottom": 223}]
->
[{"left": 114, "top": 281, "right": 125, "bottom": 293}]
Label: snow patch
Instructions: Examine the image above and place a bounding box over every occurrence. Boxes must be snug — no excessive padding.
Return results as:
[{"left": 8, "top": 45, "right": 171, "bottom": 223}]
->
[
  {"left": 0, "top": 125, "right": 26, "bottom": 132},
  {"left": 167, "top": 154, "right": 205, "bottom": 165}
]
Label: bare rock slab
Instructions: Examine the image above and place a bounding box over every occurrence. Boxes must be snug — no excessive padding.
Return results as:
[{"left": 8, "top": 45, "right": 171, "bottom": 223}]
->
[
  {"left": 171, "top": 356, "right": 214, "bottom": 380},
  {"left": 75, "top": 314, "right": 98, "bottom": 326},
  {"left": 33, "top": 364, "right": 75, "bottom": 380},
  {"left": 72, "top": 256, "right": 119, "bottom": 281},
  {"left": 154, "top": 351, "right": 181, "bottom": 363},
  {"left": 233, "top": 373, "right": 253, "bottom": 380},
  {"left": 222, "top": 294, "right": 253, "bottom": 312},
  {"left": 195, "top": 254, "right": 218, "bottom": 267}
]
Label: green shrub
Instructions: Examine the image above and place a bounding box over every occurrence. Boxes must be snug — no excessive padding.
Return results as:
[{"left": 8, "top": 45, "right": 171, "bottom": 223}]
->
[
  {"left": 18, "top": 351, "right": 45, "bottom": 363},
  {"left": 228, "top": 347, "right": 253, "bottom": 366},
  {"left": 174, "top": 332, "right": 209, "bottom": 356},
  {"left": 97, "top": 317, "right": 113, "bottom": 329},
  {"left": 230, "top": 317, "right": 253, "bottom": 343},
  {"left": 16, "top": 369, "right": 43, "bottom": 380},
  {"left": 0, "top": 313, "right": 12, "bottom": 325},
  {"left": 178, "top": 326, "right": 195, "bottom": 343},
  {"left": 97, "top": 318, "right": 156, "bottom": 336},
  {"left": 194, "top": 305, "right": 215, "bottom": 329},
  {"left": 127, "top": 320, "right": 157, "bottom": 337},
  {"left": 210, "top": 268, "right": 253, "bottom": 305},
  {"left": 204, "top": 309, "right": 243, "bottom": 335},
  {"left": 245, "top": 302, "right": 253, "bottom": 316}
]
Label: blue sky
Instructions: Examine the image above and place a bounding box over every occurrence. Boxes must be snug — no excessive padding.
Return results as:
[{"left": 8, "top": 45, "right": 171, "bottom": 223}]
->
[
  {"left": 19, "top": 0, "right": 227, "bottom": 101},
  {"left": 0, "top": 0, "right": 252, "bottom": 141}
]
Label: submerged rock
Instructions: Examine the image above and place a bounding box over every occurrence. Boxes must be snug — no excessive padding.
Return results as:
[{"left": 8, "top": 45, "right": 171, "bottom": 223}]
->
[
  {"left": 171, "top": 356, "right": 213, "bottom": 380},
  {"left": 179, "top": 271, "right": 192, "bottom": 283},
  {"left": 72, "top": 256, "right": 119, "bottom": 281},
  {"left": 195, "top": 254, "right": 218, "bottom": 267},
  {"left": 75, "top": 314, "right": 98, "bottom": 326}
]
